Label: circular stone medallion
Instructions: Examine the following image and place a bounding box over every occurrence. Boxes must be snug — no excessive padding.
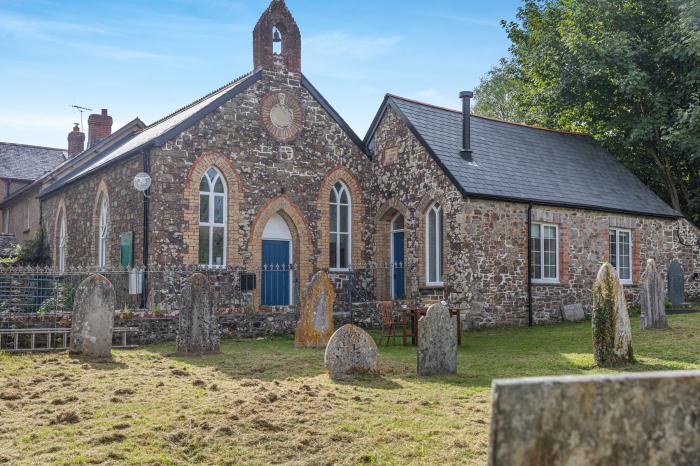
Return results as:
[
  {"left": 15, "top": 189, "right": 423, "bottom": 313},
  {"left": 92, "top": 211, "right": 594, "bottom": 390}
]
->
[{"left": 260, "top": 91, "right": 304, "bottom": 143}]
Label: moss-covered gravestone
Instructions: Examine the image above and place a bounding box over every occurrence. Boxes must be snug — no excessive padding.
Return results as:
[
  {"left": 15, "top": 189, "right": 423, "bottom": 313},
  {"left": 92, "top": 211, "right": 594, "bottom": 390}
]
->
[
  {"left": 69, "top": 274, "right": 116, "bottom": 358},
  {"left": 324, "top": 324, "right": 378, "bottom": 380},
  {"left": 177, "top": 273, "right": 220, "bottom": 355},
  {"left": 592, "top": 263, "right": 634, "bottom": 367},
  {"left": 295, "top": 271, "right": 335, "bottom": 348},
  {"left": 417, "top": 303, "right": 457, "bottom": 376},
  {"left": 640, "top": 259, "right": 668, "bottom": 330}
]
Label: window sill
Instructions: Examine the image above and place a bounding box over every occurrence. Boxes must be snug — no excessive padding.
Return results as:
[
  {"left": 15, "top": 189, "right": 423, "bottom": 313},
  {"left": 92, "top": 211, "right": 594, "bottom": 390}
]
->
[
  {"left": 421, "top": 283, "right": 445, "bottom": 290},
  {"left": 329, "top": 268, "right": 351, "bottom": 273}
]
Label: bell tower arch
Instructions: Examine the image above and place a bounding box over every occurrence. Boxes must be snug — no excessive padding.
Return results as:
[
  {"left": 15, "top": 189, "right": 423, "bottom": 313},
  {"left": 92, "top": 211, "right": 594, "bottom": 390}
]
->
[{"left": 253, "top": 0, "right": 302, "bottom": 74}]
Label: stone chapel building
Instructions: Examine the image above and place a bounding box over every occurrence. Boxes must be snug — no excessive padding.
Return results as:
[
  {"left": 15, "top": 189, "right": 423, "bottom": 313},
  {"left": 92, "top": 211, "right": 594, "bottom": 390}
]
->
[{"left": 30, "top": 0, "right": 698, "bottom": 328}]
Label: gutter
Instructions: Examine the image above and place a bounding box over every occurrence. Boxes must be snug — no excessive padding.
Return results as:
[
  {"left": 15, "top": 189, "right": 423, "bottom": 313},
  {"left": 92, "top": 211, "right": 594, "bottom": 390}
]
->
[{"left": 141, "top": 149, "right": 150, "bottom": 309}]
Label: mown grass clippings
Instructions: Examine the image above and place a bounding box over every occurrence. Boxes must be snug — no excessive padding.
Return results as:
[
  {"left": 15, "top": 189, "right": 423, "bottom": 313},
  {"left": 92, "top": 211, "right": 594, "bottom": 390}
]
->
[{"left": 0, "top": 314, "right": 699, "bottom": 465}]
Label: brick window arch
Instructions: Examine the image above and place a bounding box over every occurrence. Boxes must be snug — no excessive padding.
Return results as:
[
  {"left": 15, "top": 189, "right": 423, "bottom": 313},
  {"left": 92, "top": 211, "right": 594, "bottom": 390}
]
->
[
  {"left": 93, "top": 179, "right": 110, "bottom": 269},
  {"left": 53, "top": 199, "right": 67, "bottom": 272},
  {"left": 184, "top": 151, "right": 242, "bottom": 266},
  {"left": 317, "top": 167, "right": 366, "bottom": 270}
]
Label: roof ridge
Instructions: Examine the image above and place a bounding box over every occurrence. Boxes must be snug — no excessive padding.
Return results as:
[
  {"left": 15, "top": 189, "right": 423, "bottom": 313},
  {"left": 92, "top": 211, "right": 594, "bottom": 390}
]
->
[
  {"left": 146, "top": 70, "right": 255, "bottom": 128},
  {"left": 387, "top": 93, "right": 590, "bottom": 137},
  {"left": 0, "top": 142, "right": 65, "bottom": 152}
]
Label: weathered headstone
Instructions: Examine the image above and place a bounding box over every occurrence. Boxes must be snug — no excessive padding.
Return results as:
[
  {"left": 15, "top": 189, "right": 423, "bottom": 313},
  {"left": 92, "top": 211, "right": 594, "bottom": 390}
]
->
[
  {"left": 592, "top": 263, "right": 634, "bottom": 367},
  {"left": 489, "top": 371, "right": 700, "bottom": 466},
  {"left": 417, "top": 303, "right": 457, "bottom": 376},
  {"left": 640, "top": 259, "right": 668, "bottom": 330},
  {"left": 561, "top": 303, "right": 585, "bottom": 322},
  {"left": 295, "top": 271, "right": 335, "bottom": 348},
  {"left": 668, "top": 260, "right": 686, "bottom": 308},
  {"left": 324, "top": 324, "right": 378, "bottom": 380},
  {"left": 177, "top": 273, "right": 220, "bottom": 355},
  {"left": 69, "top": 274, "right": 116, "bottom": 358}
]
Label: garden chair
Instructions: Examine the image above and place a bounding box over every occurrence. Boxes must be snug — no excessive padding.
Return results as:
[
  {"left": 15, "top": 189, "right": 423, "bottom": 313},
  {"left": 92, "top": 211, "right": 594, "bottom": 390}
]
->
[{"left": 378, "top": 301, "right": 399, "bottom": 346}]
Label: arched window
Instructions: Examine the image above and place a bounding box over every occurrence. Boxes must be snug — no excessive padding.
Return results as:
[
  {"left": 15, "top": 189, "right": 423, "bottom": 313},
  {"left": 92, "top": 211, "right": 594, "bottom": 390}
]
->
[
  {"left": 329, "top": 182, "right": 351, "bottom": 270},
  {"left": 199, "top": 168, "right": 227, "bottom": 267},
  {"left": 58, "top": 210, "right": 66, "bottom": 273},
  {"left": 425, "top": 202, "right": 443, "bottom": 285},
  {"left": 98, "top": 196, "right": 108, "bottom": 269}
]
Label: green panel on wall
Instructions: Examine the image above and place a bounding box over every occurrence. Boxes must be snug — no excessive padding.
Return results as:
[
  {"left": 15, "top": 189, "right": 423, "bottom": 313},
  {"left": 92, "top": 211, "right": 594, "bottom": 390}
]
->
[{"left": 120, "top": 232, "right": 134, "bottom": 269}]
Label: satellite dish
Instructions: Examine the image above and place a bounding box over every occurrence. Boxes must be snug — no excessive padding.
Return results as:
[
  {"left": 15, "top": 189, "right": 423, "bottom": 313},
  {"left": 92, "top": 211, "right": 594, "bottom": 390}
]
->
[{"left": 133, "top": 172, "right": 152, "bottom": 192}]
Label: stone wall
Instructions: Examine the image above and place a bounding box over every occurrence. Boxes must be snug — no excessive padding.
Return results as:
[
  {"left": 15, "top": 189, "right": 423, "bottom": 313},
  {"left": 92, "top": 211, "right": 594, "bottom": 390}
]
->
[
  {"left": 41, "top": 156, "right": 145, "bottom": 270},
  {"left": 369, "top": 106, "right": 700, "bottom": 328}
]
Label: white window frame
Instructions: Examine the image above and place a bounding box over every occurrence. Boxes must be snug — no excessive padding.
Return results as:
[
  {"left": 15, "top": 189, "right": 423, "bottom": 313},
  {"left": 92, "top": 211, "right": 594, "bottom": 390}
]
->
[
  {"left": 610, "top": 228, "right": 633, "bottom": 285},
  {"left": 425, "top": 202, "right": 444, "bottom": 287},
  {"left": 530, "top": 223, "right": 560, "bottom": 284},
  {"left": 98, "top": 197, "right": 108, "bottom": 269},
  {"left": 199, "top": 168, "right": 227, "bottom": 268},
  {"left": 2, "top": 208, "right": 8, "bottom": 234},
  {"left": 23, "top": 201, "right": 30, "bottom": 230},
  {"left": 391, "top": 213, "right": 405, "bottom": 299},
  {"left": 58, "top": 211, "right": 66, "bottom": 273},
  {"left": 329, "top": 181, "right": 352, "bottom": 271}
]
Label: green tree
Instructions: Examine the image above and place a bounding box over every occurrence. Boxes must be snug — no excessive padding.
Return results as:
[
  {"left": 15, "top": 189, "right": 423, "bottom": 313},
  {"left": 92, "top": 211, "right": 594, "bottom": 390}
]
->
[
  {"left": 16, "top": 228, "right": 51, "bottom": 266},
  {"left": 473, "top": 58, "right": 526, "bottom": 122},
  {"left": 477, "top": 0, "right": 700, "bottom": 219}
]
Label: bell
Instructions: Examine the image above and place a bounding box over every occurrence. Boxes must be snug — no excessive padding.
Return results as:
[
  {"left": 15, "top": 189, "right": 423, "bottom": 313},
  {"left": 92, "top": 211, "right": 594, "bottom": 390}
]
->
[{"left": 273, "top": 29, "right": 282, "bottom": 43}]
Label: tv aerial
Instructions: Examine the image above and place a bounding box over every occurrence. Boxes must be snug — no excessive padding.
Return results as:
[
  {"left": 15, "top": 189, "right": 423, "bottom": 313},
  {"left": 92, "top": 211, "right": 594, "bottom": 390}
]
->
[{"left": 71, "top": 105, "right": 92, "bottom": 131}]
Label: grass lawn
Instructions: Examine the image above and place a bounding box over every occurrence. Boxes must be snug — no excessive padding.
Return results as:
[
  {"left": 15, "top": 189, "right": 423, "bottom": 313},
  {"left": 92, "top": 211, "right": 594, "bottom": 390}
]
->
[{"left": 1, "top": 314, "right": 700, "bottom": 465}]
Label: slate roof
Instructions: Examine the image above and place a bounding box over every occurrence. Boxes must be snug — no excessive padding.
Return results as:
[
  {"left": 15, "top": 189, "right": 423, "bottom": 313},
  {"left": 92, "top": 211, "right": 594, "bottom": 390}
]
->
[
  {"left": 0, "top": 143, "right": 67, "bottom": 181},
  {"left": 41, "top": 70, "right": 368, "bottom": 197},
  {"left": 366, "top": 95, "right": 680, "bottom": 219}
]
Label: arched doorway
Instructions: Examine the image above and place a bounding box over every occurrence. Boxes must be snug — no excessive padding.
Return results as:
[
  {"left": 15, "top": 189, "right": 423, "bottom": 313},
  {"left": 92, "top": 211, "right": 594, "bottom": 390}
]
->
[
  {"left": 391, "top": 213, "right": 405, "bottom": 300},
  {"left": 261, "top": 213, "right": 293, "bottom": 306}
]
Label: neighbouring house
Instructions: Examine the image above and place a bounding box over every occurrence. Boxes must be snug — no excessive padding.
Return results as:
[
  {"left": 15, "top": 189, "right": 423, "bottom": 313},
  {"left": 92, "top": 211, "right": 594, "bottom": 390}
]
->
[
  {"left": 7, "top": 0, "right": 695, "bottom": 329},
  {"left": 0, "top": 142, "right": 67, "bottom": 246}
]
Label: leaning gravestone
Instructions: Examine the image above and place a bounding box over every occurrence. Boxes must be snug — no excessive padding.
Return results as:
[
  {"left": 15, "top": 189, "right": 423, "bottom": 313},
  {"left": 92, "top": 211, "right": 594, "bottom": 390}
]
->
[
  {"left": 417, "top": 303, "right": 457, "bottom": 376},
  {"left": 489, "top": 371, "right": 700, "bottom": 466},
  {"left": 324, "top": 324, "right": 378, "bottom": 380},
  {"left": 640, "top": 259, "right": 668, "bottom": 330},
  {"left": 177, "top": 273, "right": 220, "bottom": 355},
  {"left": 668, "top": 260, "right": 686, "bottom": 308},
  {"left": 592, "top": 263, "right": 634, "bottom": 367},
  {"left": 69, "top": 274, "right": 116, "bottom": 358},
  {"left": 295, "top": 271, "right": 335, "bottom": 348},
  {"left": 561, "top": 303, "right": 585, "bottom": 322}
]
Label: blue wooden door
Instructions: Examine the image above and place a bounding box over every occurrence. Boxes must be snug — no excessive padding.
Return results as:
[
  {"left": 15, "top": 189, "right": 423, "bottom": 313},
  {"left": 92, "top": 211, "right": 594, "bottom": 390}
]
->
[
  {"left": 392, "top": 232, "right": 405, "bottom": 300},
  {"left": 262, "top": 240, "right": 291, "bottom": 306}
]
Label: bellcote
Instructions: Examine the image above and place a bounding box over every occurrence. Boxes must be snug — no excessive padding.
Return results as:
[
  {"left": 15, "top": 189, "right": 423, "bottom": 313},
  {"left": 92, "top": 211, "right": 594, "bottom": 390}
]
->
[{"left": 253, "top": 0, "right": 302, "bottom": 74}]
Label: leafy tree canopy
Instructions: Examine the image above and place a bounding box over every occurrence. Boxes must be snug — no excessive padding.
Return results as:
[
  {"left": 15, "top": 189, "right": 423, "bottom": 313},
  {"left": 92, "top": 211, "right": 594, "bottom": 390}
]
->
[{"left": 475, "top": 0, "right": 700, "bottom": 221}]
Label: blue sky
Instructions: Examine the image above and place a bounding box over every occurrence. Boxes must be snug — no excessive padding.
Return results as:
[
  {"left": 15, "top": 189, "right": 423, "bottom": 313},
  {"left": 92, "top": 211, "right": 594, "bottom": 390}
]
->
[{"left": 0, "top": 0, "right": 521, "bottom": 149}]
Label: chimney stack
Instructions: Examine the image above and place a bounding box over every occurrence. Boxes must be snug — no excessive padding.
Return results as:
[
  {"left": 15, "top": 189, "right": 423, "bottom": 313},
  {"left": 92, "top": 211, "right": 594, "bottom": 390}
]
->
[
  {"left": 459, "top": 91, "right": 474, "bottom": 161},
  {"left": 67, "top": 123, "right": 85, "bottom": 157},
  {"left": 87, "top": 109, "right": 113, "bottom": 148}
]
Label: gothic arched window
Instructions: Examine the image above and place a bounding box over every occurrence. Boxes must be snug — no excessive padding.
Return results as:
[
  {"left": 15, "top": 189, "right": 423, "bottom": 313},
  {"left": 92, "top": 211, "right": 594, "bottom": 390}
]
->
[
  {"left": 98, "top": 195, "right": 108, "bottom": 269},
  {"left": 199, "top": 168, "right": 227, "bottom": 267},
  {"left": 329, "top": 182, "right": 351, "bottom": 270},
  {"left": 425, "top": 202, "right": 443, "bottom": 285}
]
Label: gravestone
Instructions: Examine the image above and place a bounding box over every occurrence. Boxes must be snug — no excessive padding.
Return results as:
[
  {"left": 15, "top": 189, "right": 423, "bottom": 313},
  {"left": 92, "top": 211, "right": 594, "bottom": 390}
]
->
[
  {"left": 489, "top": 371, "right": 700, "bottom": 466},
  {"left": 561, "top": 303, "right": 585, "bottom": 322},
  {"left": 640, "top": 259, "right": 668, "bottom": 330},
  {"left": 324, "top": 324, "right": 378, "bottom": 380},
  {"left": 668, "top": 260, "right": 686, "bottom": 308},
  {"left": 417, "top": 303, "right": 457, "bottom": 376},
  {"left": 69, "top": 274, "right": 116, "bottom": 358},
  {"left": 177, "top": 273, "right": 220, "bottom": 355},
  {"left": 295, "top": 271, "right": 335, "bottom": 349},
  {"left": 592, "top": 263, "right": 634, "bottom": 367}
]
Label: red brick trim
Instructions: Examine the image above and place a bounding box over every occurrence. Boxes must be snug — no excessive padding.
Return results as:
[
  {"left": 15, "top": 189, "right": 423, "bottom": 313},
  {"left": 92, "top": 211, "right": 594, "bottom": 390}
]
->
[
  {"left": 632, "top": 230, "right": 642, "bottom": 283},
  {"left": 92, "top": 178, "right": 110, "bottom": 267},
  {"left": 317, "top": 166, "right": 366, "bottom": 269},
  {"left": 52, "top": 198, "right": 67, "bottom": 268},
  {"left": 183, "top": 151, "right": 243, "bottom": 266}
]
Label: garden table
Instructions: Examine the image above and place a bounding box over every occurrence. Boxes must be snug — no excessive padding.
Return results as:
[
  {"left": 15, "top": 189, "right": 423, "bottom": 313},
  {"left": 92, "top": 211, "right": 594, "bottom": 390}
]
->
[{"left": 397, "top": 307, "right": 462, "bottom": 346}]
